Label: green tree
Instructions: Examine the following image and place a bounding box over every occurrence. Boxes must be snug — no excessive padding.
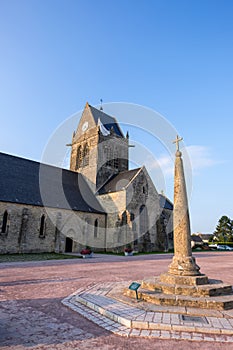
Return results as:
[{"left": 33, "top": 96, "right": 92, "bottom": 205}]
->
[{"left": 214, "top": 216, "right": 233, "bottom": 242}]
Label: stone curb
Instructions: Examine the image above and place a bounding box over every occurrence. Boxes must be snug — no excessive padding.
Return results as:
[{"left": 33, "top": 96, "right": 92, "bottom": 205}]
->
[
  {"left": 75, "top": 292, "right": 233, "bottom": 335},
  {"left": 61, "top": 283, "right": 233, "bottom": 342}
]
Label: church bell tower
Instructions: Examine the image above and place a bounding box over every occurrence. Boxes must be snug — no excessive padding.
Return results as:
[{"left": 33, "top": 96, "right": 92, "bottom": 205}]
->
[{"left": 70, "top": 103, "right": 129, "bottom": 191}]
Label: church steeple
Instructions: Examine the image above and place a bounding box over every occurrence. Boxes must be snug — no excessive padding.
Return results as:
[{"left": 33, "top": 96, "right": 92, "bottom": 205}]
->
[{"left": 70, "top": 103, "right": 129, "bottom": 191}]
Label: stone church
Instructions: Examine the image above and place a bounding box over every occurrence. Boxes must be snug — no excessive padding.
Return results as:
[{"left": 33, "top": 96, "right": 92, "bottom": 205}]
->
[{"left": 0, "top": 103, "right": 173, "bottom": 254}]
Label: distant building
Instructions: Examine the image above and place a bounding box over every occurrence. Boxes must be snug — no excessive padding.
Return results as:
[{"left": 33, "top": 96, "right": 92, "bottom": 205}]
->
[
  {"left": 196, "top": 233, "right": 213, "bottom": 243},
  {"left": 0, "top": 103, "right": 173, "bottom": 254},
  {"left": 191, "top": 234, "right": 204, "bottom": 248}
]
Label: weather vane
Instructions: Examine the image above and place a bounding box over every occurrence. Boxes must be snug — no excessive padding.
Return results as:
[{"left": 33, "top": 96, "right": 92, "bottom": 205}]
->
[{"left": 100, "top": 98, "right": 103, "bottom": 111}]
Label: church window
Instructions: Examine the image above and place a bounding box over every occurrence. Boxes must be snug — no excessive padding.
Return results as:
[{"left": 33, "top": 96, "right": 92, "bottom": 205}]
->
[
  {"left": 83, "top": 218, "right": 89, "bottom": 235},
  {"left": 121, "top": 211, "right": 127, "bottom": 226},
  {"left": 130, "top": 212, "right": 136, "bottom": 231},
  {"left": 113, "top": 150, "right": 119, "bottom": 169},
  {"left": 106, "top": 148, "right": 113, "bottom": 167},
  {"left": 1, "top": 210, "right": 8, "bottom": 234},
  {"left": 113, "top": 158, "right": 119, "bottom": 169},
  {"left": 83, "top": 218, "right": 90, "bottom": 246},
  {"left": 139, "top": 205, "right": 148, "bottom": 234},
  {"left": 83, "top": 143, "right": 89, "bottom": 167},
  {"left": 94, "top": 219, "right": 98, "bottom": 238},
  {"left": 76, "top": 146, "right": 82, "bottom": 169},
  {"left": 142, "top": 184, "right": 148, "bottom": 197},
  {"left": 39, "top": 214, "right": 46, "bottom": 237}
]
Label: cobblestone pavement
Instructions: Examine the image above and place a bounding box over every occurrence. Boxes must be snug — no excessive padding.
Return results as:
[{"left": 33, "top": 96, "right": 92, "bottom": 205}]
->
[{"left": 0, "top": 252, "right": 233, "bottom": 349}]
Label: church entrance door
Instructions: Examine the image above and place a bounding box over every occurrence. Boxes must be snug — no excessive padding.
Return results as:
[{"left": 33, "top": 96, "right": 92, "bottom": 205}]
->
[{"left": 65, "top": 237, "right": 73, "bottom": 252}]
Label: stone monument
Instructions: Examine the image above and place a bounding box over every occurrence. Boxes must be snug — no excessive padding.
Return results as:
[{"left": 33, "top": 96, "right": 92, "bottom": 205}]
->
[
  {"left": 160, "top": 135, "right": 208, "bottom": 285},
  {"left": 127, "top": 135, "right": 233, "bottom": 310}
]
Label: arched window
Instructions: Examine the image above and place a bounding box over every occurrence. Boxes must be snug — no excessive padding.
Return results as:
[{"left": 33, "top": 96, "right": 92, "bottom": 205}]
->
[
  {"left": 83, "top": 218, "right": 89, "bottom": 235},
  {"left": 129, "top": 212, "right": 136, "bottom": 232},
  {"left": 113, "top": 158, "right": 119, "bottom": 169},
  {"left": 1, "top": 210, "right": 8, "bottom": 233},
  {"left": 83, "top": 218, "right": 90, "bottom": 246},
  {"left": 39, "top": 214, "right": 45, "bottom": 237},
  {"left": 94, "top": 219, "right": 98, "bottom": 238},
  {"left": 83, "top": 143, "right": 89, "bottom": 167},
  {"left": 142, "top": 184, "right": 148, "bottom": 196},
  {"left": 121, "top": 211, "right": 127, "bottom": 226},
  {"left": 76, "top": 146, "right": 82, "bottom": 169},
  {"left": 139, "top": 205, "right": 148, "bottom": 234}
]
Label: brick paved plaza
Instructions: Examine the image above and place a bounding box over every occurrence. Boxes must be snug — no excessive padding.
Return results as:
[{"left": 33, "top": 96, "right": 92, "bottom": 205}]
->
[{"left": 0, "top": 252, "right": 233, "bottom": 350}]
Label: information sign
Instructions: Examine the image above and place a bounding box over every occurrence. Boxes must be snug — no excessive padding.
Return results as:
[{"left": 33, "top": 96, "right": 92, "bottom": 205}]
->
[{"left": 129, "top": 282, "right": 141, "bottom": 300}]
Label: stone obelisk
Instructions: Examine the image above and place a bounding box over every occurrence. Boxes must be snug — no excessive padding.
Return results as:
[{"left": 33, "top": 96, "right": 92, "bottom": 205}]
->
[
  {"left": 167, "top": 136, "right": 200, "bottom": 276},
  {"left": 136, "top": 135, "right": 233, "bottom": 308}
]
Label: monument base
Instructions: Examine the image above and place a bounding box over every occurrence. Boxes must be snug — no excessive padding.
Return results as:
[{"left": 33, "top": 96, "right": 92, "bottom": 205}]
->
[
  {"left": 168, "top": 255, "right": 201, "bottom": 276},
  {"left": 124, "top": 276, "right": 233, "bottom": 310},
  {"left": 125, "top": 288, "right": 233, "bottom": 310},
  {"left": 160, "top": 273, "right": 209, "bottom": 286},
  {"left": 142, "top": 276, "right": 232, "bottom": 296}
]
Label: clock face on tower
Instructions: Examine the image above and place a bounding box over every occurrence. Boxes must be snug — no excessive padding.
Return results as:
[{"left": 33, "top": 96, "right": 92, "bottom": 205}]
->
[{"left": 82, "top": 121, "right": 89, "bottom": 132}]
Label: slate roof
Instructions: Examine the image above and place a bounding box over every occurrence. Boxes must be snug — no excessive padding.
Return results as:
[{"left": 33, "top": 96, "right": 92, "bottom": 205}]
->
[
  {"left": 191, "top": 235, "right": 203, "bottom": 243},
  {"left": 98, "top": 168, "right": 141, "bottom": 195},
  {"left": 159, "top": 194, "right": 173, "bottom": 210},
  {"left": 0, "top": 152, "right": 105, "bottom": 214},
  {"left": 89, "top": 104, "right": 124, "bottom": 137}
]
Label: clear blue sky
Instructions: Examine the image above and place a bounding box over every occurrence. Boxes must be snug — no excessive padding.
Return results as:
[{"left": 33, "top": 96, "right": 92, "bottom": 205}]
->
[{"left": 0, "top": 0, "right": 233, "bottom": 234}]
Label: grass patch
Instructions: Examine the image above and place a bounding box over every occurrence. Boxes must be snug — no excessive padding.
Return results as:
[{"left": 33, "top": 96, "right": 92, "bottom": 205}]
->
[
  {"left": 94, "top": 251, "right": 123, "bottom": 255},
  {"left": 135, "top": 250, "right": 174, "bottom": 255},
  {"left": 0, "top": 253, "right": 82, "bottom": 263}
]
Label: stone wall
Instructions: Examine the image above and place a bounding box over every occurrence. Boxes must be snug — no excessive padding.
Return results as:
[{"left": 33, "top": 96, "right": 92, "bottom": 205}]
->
[
  {"left": 97, "top": 190, "right": 127, "bottom": 250},
  {"left": 0, "top": 202, "right": 106, "bottom": 254},
  {"left": 125, "top": 167, "right": 160, "bottom": 252},
  {"left": 97, "top": 167, "right": 172, "bottom": 253}
]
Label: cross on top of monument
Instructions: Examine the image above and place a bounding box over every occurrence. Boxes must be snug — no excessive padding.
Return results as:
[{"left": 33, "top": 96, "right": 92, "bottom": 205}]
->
[{"left": 173, "top": 135, "right": 183, "bottom": 152}]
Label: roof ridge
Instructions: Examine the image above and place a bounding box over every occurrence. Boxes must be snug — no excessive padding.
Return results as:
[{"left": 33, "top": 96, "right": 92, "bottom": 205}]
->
[
  {"left": 97, "top": 167, "right": 144, "bottom": 195},
  {"left": 114, "top": 167, "right": 141, "bottom": 175},
  {"left": 88, "top": 104, "right": 124, "bottom": 137},
  {"left": 88, "top": 104, "right": 114, "bottom": 119},
  {"left": 97, "top": 168, "right": 141, "bottom": 193},
  {"left": 124, "top": 167, "right": 143, "bottom": 190},
  {"left": 159, "top": 193, "right": 173, "bottom": 204},
  {"left": 95, "top": 173, "right": 116, "bottom": 194},
  {"left": 0, "top": 152, "right": 74, "bottom": 173}
]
